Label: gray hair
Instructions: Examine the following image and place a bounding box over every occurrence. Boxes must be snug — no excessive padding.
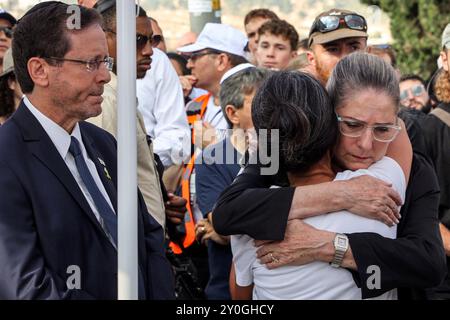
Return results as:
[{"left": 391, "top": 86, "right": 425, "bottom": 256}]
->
[
  {"left": 326, "top": 52, "right": 400, "bottom": 113},
  {"left": 220, "top": 67, "right": 271, "bottom": 128}
]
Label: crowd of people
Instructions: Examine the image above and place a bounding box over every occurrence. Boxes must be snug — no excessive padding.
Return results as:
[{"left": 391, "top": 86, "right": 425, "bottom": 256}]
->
[{"left": 0, "top": 0, "right": 449, "bottom": 300}]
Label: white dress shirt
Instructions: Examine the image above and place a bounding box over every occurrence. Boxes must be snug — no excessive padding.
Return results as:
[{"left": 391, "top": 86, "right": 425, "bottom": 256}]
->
[
  {"left": 136, "top": 48, "right": 191, "bottom": 167},
  {"left": 23, "top": 96, "right": 116, "bottom": 225}
]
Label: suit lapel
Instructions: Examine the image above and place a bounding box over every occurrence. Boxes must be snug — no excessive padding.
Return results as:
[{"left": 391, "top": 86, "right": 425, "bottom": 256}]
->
[{"left": 13, "top": 103, "right": 112, "bottom": 239}]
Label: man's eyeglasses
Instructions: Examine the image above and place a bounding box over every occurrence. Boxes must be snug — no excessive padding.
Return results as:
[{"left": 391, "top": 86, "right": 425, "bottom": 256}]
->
[
  {"left": 186, "top": 50, "right": 222, "bottom": 62},
  {"left": 0, "top": 26, "right": 13, "bottom": 39},
  {"left": 310, "top": 14, "right": 367, "bottom": 35},
  {"left": 400, "top": 85, "right": 425, "bottom": 101},
  {"left": 45, "top": 56, "right": 114, "bottom": 72},
  {"left": 336, "top": 115, "right": 401, "bottom": 143}
]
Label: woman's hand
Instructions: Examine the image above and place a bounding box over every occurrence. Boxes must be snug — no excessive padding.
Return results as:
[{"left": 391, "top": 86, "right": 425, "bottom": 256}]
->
[{"left": 339, "top": 175, "right": 403, "bottom": 226}]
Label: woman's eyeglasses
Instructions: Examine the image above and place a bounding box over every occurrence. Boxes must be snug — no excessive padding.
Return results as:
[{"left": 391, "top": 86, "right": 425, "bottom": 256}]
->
[{"left": 336, "top": 115, "right": 401, "bottom": 143}]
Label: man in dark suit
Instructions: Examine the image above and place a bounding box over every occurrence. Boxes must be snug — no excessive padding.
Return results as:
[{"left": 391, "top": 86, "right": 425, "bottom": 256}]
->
[{"left": 0, "top": 2, "right": 174, "bottom": 299}]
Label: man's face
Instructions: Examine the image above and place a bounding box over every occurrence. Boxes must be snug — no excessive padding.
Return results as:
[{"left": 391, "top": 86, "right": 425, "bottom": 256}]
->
[
  {"left": 399, "top": 79, "right": 429, "bottom": 111},
  {"left": 136, "top": 16, "right": 153, "bottom": 79},
  {"left": 235, "top": 92, "right": 255, "bottom": 130},
  {"left": 0, "top": 18, "right": 12, "bottom": 65},
  {"left": 245, "top": 17, "right": 270, "bottom": 58},
  {"left": 150, "top": 19, "right": 166, "bottom": 52},
  {"left": 186, "top": 50, "right": 221, "bottom": 91},
  {"left": 105, "top": 17, "right": 153, "bottom": 79},
  {"left": 311, "top": 37, "right": 367, "bottom": 84},
  {"left": 48, "top": 24, "right": 111, "bottom": 122},
  {"left": 256, "top": 32, "right": 296, "bottom": 70}
]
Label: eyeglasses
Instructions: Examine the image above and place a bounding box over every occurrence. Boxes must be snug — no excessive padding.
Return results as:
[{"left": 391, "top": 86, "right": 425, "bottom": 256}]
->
[
  {"left": 151, "top": 34, "right": 164, "bottom": 47},
  {"left": 310, "top": 14, "right": 367, "bottom": 35},
  {"left": 45, "top": 56, "right": 114, "bottom": 72},
  {"left": 0, "top": 26, "right": 13, "bottom": 39},
  {"left": 186, "top": 50, "right": 222, "bottom": 62},
  {"left": 104, "top": 29, "right": 153, "bottom": 51},
  {"left": 336, "top": 115, "right": 401, "bottom": 143},
  {"left": 400, "top": 85, "right": 425, "bottom": 101}
]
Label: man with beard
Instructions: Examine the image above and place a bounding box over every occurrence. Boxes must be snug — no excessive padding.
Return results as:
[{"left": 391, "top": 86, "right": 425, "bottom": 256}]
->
[
  {"left": 306, "top": 9, "right": 368, "bottom": 85},
  {"left": 399, "top": 74, "right": 432, "bottom": 114}
]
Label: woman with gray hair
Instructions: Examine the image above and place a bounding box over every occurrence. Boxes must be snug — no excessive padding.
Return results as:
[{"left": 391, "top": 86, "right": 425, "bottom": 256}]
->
[{"left": 223, "top": 52, "right": 446, "bottom": 299}]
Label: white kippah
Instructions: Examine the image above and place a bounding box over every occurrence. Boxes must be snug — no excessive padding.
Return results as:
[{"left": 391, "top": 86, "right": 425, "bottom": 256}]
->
[{"left": 220, "top": 63, "right": 256, "bottom": 85}]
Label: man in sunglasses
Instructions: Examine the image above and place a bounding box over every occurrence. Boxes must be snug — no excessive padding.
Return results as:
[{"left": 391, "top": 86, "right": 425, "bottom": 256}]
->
[
  {"left": 399, "top": 74, "right": 432, "bottom": 113},
  {"left": 0, "top": 8, "right": 16, "bottom": 73},
  {"left": 306, "top": 9, "right": 368, "bottom": 85}
]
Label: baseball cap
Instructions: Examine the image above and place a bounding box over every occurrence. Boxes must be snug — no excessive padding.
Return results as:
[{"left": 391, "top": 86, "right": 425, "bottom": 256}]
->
[
  {"left": 177, "top": 23, "right": 247, "bottom": 58},
  {"left": 442, "top": 23, "right": 450, "bottom": 49},
  {"left": 0, "top": 8, "right": 17, "bottom": 26},
  {"left": 0, "top": 48, "right": 14, "bottom": 78},
  {"left": 308, "top": 9, "right": 368, "bottom": 47}
]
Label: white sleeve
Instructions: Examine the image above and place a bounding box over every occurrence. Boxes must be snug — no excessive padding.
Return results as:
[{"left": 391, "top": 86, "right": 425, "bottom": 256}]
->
[
  {"left": 230, "top": 235, "right": 256, "bottom": 287},
  {"left": 335, "top": 156, "right": 407, "bottom": 204},
  {"left": 136, "top": 48, "right": 191, "bottom": 167}
]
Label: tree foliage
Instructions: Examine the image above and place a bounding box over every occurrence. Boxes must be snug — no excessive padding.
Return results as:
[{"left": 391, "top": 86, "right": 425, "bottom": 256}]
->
[{"left": 360, "top": 0, "right": 450, "bottom": 80}]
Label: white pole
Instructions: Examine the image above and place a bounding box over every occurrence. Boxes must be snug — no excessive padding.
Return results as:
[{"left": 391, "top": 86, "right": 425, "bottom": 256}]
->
[{"left": 117, "top": 0, "right": 138, "bottom": 300}]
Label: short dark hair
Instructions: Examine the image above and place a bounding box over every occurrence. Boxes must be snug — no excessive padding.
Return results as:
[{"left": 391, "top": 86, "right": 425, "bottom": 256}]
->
[
  {"left": 400, "top": 74, "right": 426, "bottom": 86},
  {"left": 252, "top": 71, "right": 337, "bottom": 173},
  {"left": 101, "top": 4, "right": 147, "bottom": 31},
  {"left": 12, "top": 2, "right": 102, "bottom": 93},
  {"left": 244, "top": 8, "right": 279, "bottom": 26},
  {"left": 298, "top": 38, "right": 309, "bottom": 51},
  {"left": 258, "top": 19, "right": 299, "bottom": 51}
]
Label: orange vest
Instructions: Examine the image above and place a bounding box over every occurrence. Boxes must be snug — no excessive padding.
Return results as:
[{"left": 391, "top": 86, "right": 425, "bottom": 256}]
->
[{"left": 169, "top": 93, "right": 210, "bottom": 254}]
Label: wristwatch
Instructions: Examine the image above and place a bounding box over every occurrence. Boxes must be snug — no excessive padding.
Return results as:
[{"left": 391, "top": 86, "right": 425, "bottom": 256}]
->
[{"left": 330, "top": 233, "right": 349, "bottom": 268}]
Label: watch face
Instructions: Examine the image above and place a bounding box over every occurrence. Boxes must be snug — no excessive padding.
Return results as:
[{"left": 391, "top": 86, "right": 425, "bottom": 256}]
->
[{"left": 338, "top": 238, "right": 347, "bottom": 246}]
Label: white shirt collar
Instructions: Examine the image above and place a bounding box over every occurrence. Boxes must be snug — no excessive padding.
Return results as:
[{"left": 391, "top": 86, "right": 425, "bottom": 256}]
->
[{"left": 23, "top": 95, "right": 84, "bottom": 160}]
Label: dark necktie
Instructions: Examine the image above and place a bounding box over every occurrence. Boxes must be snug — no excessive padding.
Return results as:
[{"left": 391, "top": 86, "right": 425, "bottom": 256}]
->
[
  {"left": 69, "top": 136, "right": 146, "bottom": 298},
  {"left": 69, "top": 136, "right": 117, "bottom": 245}
]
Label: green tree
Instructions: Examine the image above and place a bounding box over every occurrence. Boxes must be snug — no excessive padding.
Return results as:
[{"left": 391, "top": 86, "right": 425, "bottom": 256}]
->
[{"left": 360, "top": 0, "right": 450, "bottom": 80}]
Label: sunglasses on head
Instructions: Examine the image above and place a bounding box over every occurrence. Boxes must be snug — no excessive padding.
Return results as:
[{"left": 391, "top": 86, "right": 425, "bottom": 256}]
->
[
  {"left": 0, "top": 26, "right": 13, "bottom": 39},
  {"left": 310, "top": 13, "right": 367, "bottom": 35}
]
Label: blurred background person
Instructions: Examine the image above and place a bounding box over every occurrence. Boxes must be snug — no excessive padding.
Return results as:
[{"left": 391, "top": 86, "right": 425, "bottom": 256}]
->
[
  {"left": 150, "top": 17, "right": 167, "bottom": 52},
  {"left": 254, "top": 19, "right": 298, "bottom": 70},
  {"left": 0, "top": 8, "right": 16, "bottom": 73},
  {"left": 0, "top": 48, "right": 22, "bottom": 124},
  {"left": 399, "top": 74, "right": 432, "bottom": 114}
]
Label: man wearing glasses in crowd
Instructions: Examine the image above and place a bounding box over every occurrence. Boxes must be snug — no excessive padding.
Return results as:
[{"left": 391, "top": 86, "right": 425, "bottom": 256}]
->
[
  {"left": 399, "top": 74, "right": 432, "bottom": 114},
  {"left": 305, "top": 8, "right": 368, "bottom": 84},
  {"left": 0, "top": 8, "right": 16, "bottom": 73},
  {"left": 0, "top": 2, "right": 173, "bottom": 299}
]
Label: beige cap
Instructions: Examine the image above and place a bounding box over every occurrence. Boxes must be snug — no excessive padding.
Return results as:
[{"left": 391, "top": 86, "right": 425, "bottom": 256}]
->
[
  {"left": 308, "top": 9, "right": 368, "bottom": 47},
  {"left": 442, "top": 23, "right": 450, "bottom": 49},
  {"left": 0, "top": 48, "right": 13, "bottom": 78}
]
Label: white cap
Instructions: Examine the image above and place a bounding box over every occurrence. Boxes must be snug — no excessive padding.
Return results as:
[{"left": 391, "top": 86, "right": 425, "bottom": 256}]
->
[
  {"left": 177, "top": 23, "right": 247, "bottom": 58},
  {"left": 220, "top": 63, "right": 255, "bottom": 84},
  {"left": 442, "top": 23, "right": 450, "bottom": 49}
]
